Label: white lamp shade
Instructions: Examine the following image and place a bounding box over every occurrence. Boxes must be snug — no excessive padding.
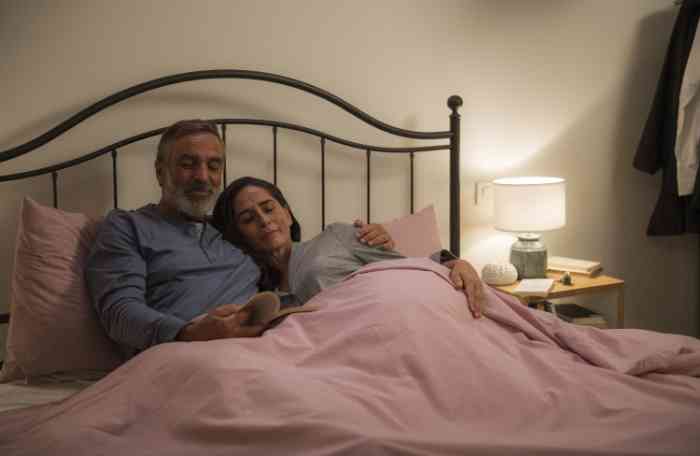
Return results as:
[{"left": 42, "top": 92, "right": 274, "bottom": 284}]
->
[{"left": 493, "top": 176, "right": 566, "bottom": 233}]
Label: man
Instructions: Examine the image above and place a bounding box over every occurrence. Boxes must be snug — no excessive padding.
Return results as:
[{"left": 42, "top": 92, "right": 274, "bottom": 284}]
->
[
  {"left": 86, "top": 119, "right": 483, "bottom": 358},
  {"left": 86, "top": 120, "right": 400, "bottom": 357}
]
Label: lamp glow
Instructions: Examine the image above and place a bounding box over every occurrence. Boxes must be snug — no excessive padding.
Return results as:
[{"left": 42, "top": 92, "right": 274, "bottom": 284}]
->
[{"left": 492, "top": 177, "right": 566, "bottom": 279}]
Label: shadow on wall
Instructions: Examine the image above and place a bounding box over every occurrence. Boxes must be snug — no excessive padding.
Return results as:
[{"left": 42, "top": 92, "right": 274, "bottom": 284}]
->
[
  {"left": 546, "top": 6, "right": 697, "bottom": 336},
  {"left": 535, "top": 6, "right": 698, "bottom": 336},
  {"left": 611, "top": 8, "right": 677, "bottom": 238},
  {"left": 0, "top": 103, "right": 87, "bottom": 154},
  {"left": 611, "top": 7, "right": 699, "bottom": 336},
  {"left": 0, "top": 86, "right": 267, "bottom": 160}
]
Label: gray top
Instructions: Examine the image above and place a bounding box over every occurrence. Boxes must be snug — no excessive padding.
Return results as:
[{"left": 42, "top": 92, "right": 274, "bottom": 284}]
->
[
  {"left": 288, "top": 223, "right": 406, "bottom": 304},
  {"left": 85, "top": 204, "right": 260, "bottom": 357}
]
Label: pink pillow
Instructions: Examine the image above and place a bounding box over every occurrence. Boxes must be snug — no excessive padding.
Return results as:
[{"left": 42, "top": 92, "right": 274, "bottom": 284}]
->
[
  {"left": 381, "top": 205, "right": 443, "bottom": 257},
  {"left": 0, "top": 197, "right": 123, "bottom": 382}
]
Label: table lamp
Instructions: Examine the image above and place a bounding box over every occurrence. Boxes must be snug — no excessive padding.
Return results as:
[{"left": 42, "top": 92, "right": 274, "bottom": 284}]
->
[{"left": 492, "top": 176, "right": 566, "bottom": 279}]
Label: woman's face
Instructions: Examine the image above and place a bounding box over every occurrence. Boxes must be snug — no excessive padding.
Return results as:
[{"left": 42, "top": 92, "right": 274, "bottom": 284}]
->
[{"left": 232, "top": 185, "right": 293, "bottom": 253}]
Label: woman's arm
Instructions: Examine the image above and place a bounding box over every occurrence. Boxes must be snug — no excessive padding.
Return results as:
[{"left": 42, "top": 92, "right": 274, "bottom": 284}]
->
[
  {"left": 353, "top": 220, "right": 395, "bottom": 250},
  {"left": 442, "top": 259, "right": 485, "bottom": 318},
  {"left": 429, "top": 250, "right": 484, "bottom": 319},
  {"left": 341, "top": 225, "right": 485, "bottom": 318}
]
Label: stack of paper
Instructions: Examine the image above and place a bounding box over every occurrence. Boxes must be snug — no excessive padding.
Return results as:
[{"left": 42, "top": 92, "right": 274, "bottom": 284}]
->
[{"left": 512, "top": 279, "right": 555, "bottom": 298}]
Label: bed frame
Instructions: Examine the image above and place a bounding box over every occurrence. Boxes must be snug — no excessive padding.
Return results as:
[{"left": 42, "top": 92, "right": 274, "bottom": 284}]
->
[{"left": 0, "top": 69, "right": 462, "bottom": 333}]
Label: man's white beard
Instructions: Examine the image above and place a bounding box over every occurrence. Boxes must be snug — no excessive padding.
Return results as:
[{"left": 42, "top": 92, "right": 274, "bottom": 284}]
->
[{"left": 163, "top": 171, "right": 220, "bottom": 219}]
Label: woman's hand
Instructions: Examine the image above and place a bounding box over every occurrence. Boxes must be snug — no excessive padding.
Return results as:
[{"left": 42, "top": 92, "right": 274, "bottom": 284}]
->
[
  {"left": 444, "top": 259, "right": 485, "bottom": 318},
  {"left": 177, "top": 304, "right": 265, "bottom": 341},
  {"left": 353, "top": 220, "right": 396, "bottom": 250}
]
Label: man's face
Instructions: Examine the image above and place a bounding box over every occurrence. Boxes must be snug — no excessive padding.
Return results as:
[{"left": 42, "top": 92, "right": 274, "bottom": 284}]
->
[{"left": 157, "top": 132, "right": 224, "bottom": 219}]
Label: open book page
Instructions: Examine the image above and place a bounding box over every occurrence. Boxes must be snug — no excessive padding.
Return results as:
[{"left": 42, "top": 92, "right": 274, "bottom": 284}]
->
[{"left": 189, "top": 292, "right": 320, "bottom": 329}]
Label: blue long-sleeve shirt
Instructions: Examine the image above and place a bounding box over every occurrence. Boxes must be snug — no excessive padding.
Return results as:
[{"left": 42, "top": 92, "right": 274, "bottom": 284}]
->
[{"left": 85, "top": 204, "right": 260, "bottom": 358}]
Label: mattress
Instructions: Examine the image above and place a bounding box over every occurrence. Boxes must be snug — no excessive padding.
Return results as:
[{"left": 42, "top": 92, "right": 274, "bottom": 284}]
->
[{"left": 0, "top": 373, "right": 98, "bottom": 413}]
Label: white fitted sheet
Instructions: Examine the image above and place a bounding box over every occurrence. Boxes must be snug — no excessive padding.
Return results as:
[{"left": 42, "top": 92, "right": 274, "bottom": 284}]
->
[{"left": 0, "top": 373, "right": 98, "bottom": 413}]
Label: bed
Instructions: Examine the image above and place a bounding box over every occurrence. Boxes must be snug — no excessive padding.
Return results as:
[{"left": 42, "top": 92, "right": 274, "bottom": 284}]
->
[{"left": 0, "top": 70, "right": 699, "bottom": 455}]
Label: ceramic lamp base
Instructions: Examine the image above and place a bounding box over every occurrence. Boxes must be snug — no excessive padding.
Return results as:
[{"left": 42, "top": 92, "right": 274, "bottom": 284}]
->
[{"left": 510, "top": 233, "right": 547, "bottom": 279}]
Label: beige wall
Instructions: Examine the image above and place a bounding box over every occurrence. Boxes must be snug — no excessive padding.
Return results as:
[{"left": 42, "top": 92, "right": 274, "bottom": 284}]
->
[{"left": 1, "top": 0, "right": 697, "bottom": 356}]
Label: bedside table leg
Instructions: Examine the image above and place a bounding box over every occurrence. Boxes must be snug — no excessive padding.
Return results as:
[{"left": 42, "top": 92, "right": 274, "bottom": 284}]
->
[{"left": 617, "top": 286, "right": 625, "bottom": 328}]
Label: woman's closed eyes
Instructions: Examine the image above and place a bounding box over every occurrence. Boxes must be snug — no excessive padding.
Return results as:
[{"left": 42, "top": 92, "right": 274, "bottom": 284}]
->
[{"left": 238, "top": 200, "right": 278, "bottom": 225}]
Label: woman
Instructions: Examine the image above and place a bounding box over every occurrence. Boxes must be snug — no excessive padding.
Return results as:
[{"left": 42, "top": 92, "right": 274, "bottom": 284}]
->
[{"left": 212, "top": 176, "right": 484, "bottom": 317}]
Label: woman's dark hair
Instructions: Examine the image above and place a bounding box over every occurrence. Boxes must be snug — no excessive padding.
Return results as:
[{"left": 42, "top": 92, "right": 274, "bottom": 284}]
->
[{"left": 211, "top": 176, "right": 301, "bottom": 290}]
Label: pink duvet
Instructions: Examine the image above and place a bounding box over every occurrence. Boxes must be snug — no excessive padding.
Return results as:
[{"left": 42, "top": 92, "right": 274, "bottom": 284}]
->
[{"left": 1, "top": 258, "right": 699, "bottom": 455}]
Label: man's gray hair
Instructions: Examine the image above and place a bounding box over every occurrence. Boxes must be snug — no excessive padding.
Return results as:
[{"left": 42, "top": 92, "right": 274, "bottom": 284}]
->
[{"left": 156, "top": 119, "right": 223, "bottom": 163}]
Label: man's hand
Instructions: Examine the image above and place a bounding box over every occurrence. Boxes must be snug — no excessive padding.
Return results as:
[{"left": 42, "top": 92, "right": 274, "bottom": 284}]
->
[
  {"left": 353, "top": 219, "right": 395, "bottom": 251},
  {"left": 444, "top": 259, "right": 485, "bottom": 319},
  {"left": 177, "top": 303, "right": 265, "bottom": 342}
]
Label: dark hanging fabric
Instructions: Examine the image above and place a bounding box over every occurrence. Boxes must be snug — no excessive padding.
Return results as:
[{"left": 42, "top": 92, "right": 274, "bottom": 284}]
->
[{"left": 634, "top": 0, "right": 700, "bottom": 236}]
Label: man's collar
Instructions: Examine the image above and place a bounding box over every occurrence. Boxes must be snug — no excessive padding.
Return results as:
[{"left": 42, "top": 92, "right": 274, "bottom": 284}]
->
[
  {"left": 156, "top": 202, "right": 210, "bottom": 224},
  {"left": 181, "top": 213, "right": 212, "bottom": 224}
]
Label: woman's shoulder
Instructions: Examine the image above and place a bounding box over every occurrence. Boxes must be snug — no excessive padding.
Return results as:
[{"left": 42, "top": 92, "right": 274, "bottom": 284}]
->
[
  {"left": 323, "top": 223, "right": 357, "bottom": 241},
  {"left": 324, "top": 222, "right": 354, "bottom": 232},
  {"left": 299, "top": 223, "right": 356, "bottom": 250}
]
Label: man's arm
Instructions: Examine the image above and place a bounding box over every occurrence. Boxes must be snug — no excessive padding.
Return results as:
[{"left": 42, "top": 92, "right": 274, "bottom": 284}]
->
[
  {"left": 176, "top": 304, "right": 264, "bottom": 341},
  {"left": 85, "top": 211, "right": 187, "bottom": 353}
]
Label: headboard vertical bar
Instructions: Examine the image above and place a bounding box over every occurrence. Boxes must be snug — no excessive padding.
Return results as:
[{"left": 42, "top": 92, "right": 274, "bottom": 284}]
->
[
  {"left": 321, "top": 137, "right": 326, "bottom": 231},
  {"left": 366, "top": 149, "right": 371, "bottom": 224},
  {"left": 448, "top": 95, "right": 463, "bottom": 257},
  {"left": 221, "top": 124, "right": 228, "bottom": 186},
  {"left": 111, "top": 149, "right": 119, "bottom": 209},
  {"left": 273, "top": 126, "right": 278, "bottom": 185},
  {"left": 51, "top": 171, "right": 58, "bottom": 208},
  {"left": 410, "top": 152, "right": 415, "bottom": 214}
]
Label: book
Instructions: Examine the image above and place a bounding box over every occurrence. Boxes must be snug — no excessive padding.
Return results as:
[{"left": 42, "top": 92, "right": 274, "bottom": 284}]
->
[
  {"left": 527, "top": 300, "right": 554, "bottom": 313},
  {"left": 191, "top": 292, "right": 319, "bottom": 329},
  {"left": 513, "top": 278, "right": 555, "bottom": 298},
  {"left": 547, "top": 256, "right": 602, "bottom": 276},
  {"left": 553, "top": 303, "right": 607, "bottom": 328},
  {"left": 243, "top": 292, "right": 320, "bottom": 327}
]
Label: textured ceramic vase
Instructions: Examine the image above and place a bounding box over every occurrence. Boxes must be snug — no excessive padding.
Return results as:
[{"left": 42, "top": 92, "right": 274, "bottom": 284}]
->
[{"left": 481, "top": 263, "right": 518, "bottom": 286}]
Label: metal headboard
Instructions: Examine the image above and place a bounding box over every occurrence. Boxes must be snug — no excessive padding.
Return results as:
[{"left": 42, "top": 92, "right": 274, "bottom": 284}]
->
[{"left": 0, "top": 69, "right": 463, "bottom": 331}]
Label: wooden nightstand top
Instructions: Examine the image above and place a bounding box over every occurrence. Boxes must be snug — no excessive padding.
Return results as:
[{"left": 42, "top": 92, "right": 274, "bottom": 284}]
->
[{"left": 493, "top": 271, "right": 624, "bottom": 300}]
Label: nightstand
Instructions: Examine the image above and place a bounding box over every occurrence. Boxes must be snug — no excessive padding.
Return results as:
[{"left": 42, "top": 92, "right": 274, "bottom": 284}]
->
[{"left": 492, "top": 271, "right": 625, "bottom": 328}]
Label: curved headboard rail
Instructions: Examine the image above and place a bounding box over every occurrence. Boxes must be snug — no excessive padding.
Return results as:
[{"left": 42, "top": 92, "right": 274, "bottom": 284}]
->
[
  {"left": 0, "top": 69, "right": 459, "bottom": 164},
  {"left": 0, "top": 70, "right": 463, "bottom": 256},
  {"left": 0, "top": 119, "right": 449, "bottom": 183}
]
